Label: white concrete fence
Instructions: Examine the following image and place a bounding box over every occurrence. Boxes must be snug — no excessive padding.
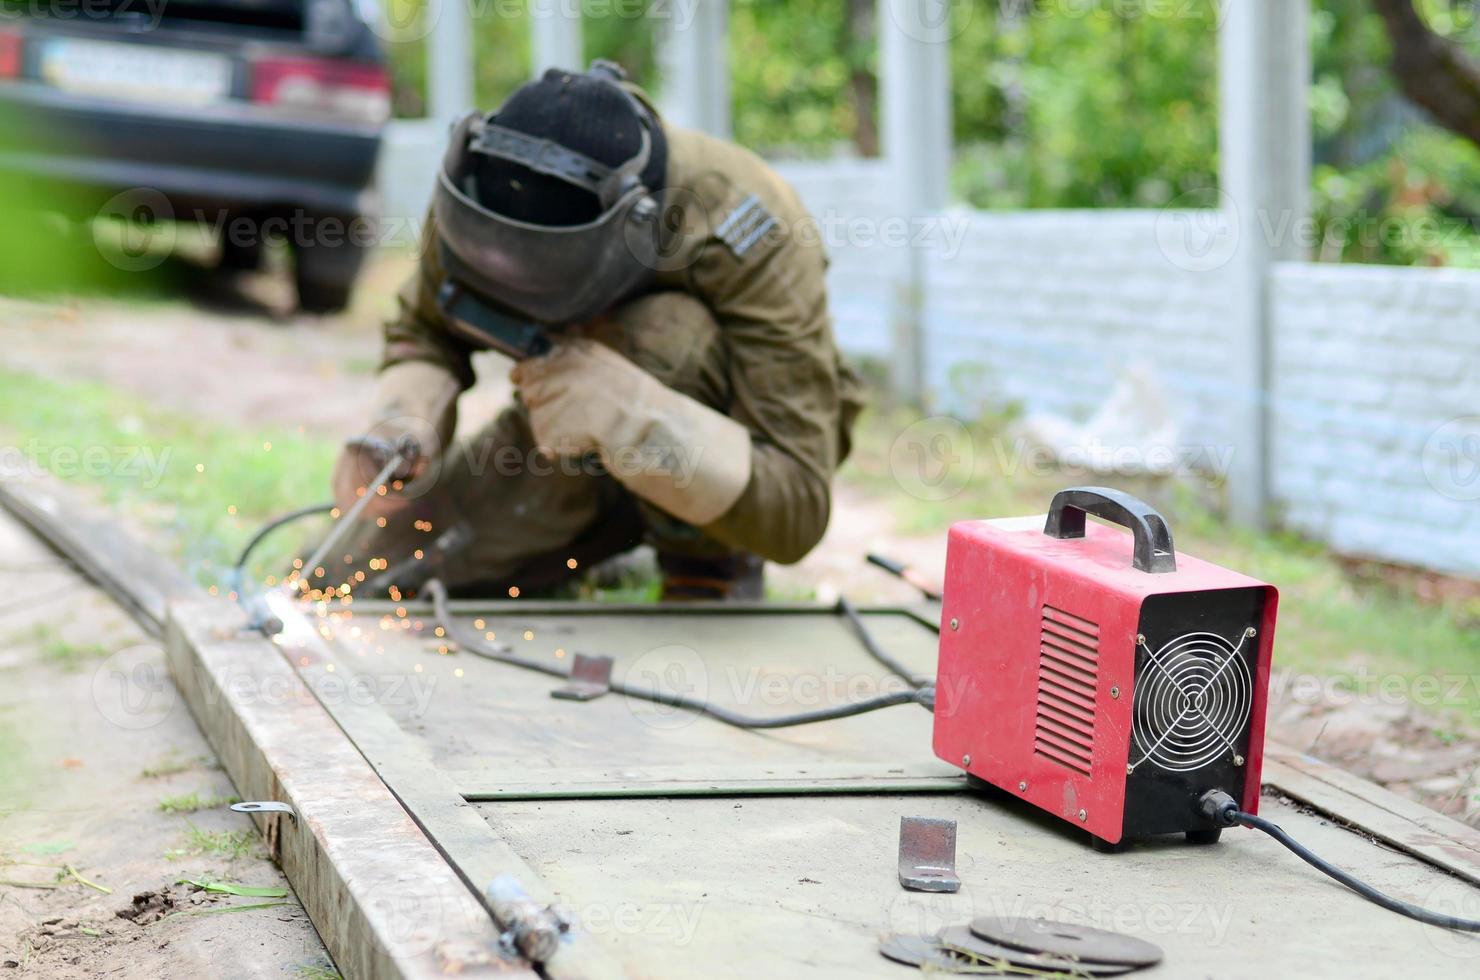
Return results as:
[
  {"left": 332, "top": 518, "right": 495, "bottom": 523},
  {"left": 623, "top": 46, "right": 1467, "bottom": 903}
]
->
[
  {"left": 804, "top": 175, "right": 1480, "bottom": 580},
  {"left": 377, "top": 134, "right": 1480, "bottom": 580}
]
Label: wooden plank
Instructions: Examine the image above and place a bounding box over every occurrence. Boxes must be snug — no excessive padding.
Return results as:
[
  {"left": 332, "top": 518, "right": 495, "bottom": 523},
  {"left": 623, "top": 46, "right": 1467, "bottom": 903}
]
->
[
  {"left": 458, "top": 762, "right": 967, "bottom": 800},
  {"left": 0, "top": 472, "right": 204, "bottom": 634},
  {"left": 1263, "top": 741, "right": 1480, "bottom": 887},
  {"left": 166, "top": 600, "right": 528, "bottom": 980},
  {"left": 287, "top": 621, "right": 628, "bottom": 980}
]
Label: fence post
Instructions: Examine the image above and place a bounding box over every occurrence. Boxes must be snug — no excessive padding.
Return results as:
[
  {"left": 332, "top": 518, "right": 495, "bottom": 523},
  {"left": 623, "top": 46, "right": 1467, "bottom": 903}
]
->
[
  {"left": 659, "top": 0, "right": 731, "bottom": 137},
  {"left": 880, "top": 0, "right": 952, "bottom": 405},
  {"left": 1218, "top": 0, "right": 1309, "bottom": 526},
  {"left": 427, "top": 0, "right": 475, "bottom": 121},
  {"left": 531, "top": 2, "right": 585, "bottom": 75}
]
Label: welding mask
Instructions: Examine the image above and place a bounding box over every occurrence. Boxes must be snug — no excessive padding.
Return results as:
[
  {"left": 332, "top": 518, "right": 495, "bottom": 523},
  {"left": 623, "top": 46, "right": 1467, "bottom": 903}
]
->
[{"left": 431, "top": 61, "right": 663, "bottom": 329}]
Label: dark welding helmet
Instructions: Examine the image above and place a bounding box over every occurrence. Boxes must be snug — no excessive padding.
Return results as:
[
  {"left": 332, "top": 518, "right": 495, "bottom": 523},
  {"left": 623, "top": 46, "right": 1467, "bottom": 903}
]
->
[{"left": 432, "top": 61, "right": 663, "bottom": 327}]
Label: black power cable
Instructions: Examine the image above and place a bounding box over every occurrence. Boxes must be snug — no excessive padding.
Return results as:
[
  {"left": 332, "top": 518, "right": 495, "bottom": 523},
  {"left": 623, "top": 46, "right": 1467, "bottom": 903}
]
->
[
  {"left": 426, "top": 579, "right": 935, "bottom": 730},
  {"left": 232, "top": 502, "right": 335, "bottom": 583},
  {"left": 836, "top": 596, "right": 933, "bottom": 689},
  {"left": 1199, "top": 790, "right": 1480, "bottom": 933}
]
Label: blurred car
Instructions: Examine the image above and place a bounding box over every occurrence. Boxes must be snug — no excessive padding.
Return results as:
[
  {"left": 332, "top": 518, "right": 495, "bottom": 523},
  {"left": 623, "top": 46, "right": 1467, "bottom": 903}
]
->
[{"left": 0, "top": 0, "right": 390, "bottom": 312}]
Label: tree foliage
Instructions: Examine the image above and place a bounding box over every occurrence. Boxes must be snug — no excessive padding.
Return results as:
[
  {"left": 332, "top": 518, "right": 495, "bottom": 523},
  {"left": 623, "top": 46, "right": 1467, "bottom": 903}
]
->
[{"left": 382, "top": 0, "right": 1480, "bottom": 265}]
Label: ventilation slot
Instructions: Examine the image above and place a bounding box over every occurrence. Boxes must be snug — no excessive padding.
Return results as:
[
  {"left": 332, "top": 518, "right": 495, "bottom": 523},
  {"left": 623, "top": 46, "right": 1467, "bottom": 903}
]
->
[{"left": 1034, "top": 605, "right": 1100, "bottom": 776}]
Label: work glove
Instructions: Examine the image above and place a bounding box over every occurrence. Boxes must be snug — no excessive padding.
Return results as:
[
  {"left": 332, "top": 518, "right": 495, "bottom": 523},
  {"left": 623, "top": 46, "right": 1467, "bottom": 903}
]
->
[
  {"left": 332, "top": 361, "right": 460, "bottom": 520},
  {"left": 512, "top": 338, "right": 752, "bottom": 527}
]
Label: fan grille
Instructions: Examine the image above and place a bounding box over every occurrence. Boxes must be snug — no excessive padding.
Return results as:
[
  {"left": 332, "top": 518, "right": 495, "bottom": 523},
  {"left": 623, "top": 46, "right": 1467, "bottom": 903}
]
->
[{"left": 1130, "top": 629, "right": 1253, "bottom": 773}]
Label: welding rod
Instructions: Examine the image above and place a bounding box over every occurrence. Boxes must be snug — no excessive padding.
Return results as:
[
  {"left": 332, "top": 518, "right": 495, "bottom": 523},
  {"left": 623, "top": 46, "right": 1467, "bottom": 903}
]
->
[
  {"left": 866, "top": 553, "right": 943, "bottom": 602},
  {"left": 294, "top": 452, "right": 406, "bottom": 590}
]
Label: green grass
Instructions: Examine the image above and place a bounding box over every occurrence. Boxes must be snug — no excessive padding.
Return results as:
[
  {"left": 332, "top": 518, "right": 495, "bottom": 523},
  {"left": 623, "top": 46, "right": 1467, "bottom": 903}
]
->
[
  {"left": 843, "top": 408, "right": 1480, "bottom": 727},
  {"left": 158, "top": 792, "right": 241, "bottom": 815},
  {"left": 167, "top": 823, "right": 257, "bottom": 862},
  {"left": 295, "top": 964, "right": 342, "bottom": 980},
  {"left": 22, "top": 623, "right": 110, "bottom": 672},
  {"left": 140, "top": 753, "right": 211, "bottom": 779},
  {"left": 0, "top": 368, "right": 337, "bottom": 589}
]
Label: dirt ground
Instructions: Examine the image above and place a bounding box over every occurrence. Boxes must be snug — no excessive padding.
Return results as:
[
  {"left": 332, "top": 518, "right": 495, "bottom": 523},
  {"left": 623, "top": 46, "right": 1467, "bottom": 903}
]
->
[
  {"left": 0, "top": 252, "right": 932, "bottom": 606},
  {"left": 0, "top": 249, "right": 1474, "bottom": 971},
  {"left": 0, "top": 509, "right": 332, "bottom": 976}
]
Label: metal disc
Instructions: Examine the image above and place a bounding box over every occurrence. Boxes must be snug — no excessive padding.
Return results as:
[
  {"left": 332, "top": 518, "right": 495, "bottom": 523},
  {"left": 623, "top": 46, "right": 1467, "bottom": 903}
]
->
[
  {"left": 968, "top": 916, "right": 1164, "bottom": 968},
  {"left": 937, "top": 925, "right": 1134, "bottom": 976},
  {"left": 878, "top": 934, "right": 965, "bottom": 971}
]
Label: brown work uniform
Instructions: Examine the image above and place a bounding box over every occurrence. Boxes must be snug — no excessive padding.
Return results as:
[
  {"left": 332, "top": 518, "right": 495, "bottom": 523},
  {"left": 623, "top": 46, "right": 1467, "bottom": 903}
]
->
[{"left": 367, "top": 118, "right": 864, "bottom": 592}]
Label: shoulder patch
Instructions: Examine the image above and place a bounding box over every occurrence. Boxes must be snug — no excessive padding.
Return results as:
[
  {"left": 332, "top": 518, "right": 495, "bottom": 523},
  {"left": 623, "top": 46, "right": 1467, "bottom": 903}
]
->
[{"left": 714, "top": 194, "right": 778, "bottom": 259}]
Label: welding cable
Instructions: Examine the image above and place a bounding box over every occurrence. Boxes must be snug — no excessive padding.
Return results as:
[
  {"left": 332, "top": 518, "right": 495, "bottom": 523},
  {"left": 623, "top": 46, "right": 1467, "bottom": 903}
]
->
[
  {"left": 426, "top": 579, "right": 934, "bottom": 729},
  {"left": 232, "top": 503, "right": 336, "bottom": 583},
  {"left": 865, "top": 553, "right": 943, "bottom": 602},
  {"left": 836, "top": 596, "right": 933, "bottom": 689},
  {"left": 1199, "top": 790, "right": 1480, "bottom": 932}
]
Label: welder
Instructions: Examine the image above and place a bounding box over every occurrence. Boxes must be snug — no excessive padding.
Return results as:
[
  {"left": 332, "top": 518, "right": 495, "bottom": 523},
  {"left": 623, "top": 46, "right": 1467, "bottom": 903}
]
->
[{"left": 333, "top": 61, "right": 863, "bottom": 600}]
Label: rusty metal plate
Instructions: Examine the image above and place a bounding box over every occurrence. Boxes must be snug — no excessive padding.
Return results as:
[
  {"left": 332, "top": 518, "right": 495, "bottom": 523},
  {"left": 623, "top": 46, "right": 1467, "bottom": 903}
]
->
[
  {"left": 898, "top": 816, "right": 960, "bottom": 892},
  {"left": 550, "top": 652, "right": 613, "bottom": 701},
  {"left": 969, "top": 916, "right": 1163, "bottom": 967}
]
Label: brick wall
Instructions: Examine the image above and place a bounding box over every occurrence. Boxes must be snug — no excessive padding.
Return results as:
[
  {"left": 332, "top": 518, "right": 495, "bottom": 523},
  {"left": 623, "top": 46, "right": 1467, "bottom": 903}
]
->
[{"left": 1268, "top": 264, "right": 1480, "bottom": 576}]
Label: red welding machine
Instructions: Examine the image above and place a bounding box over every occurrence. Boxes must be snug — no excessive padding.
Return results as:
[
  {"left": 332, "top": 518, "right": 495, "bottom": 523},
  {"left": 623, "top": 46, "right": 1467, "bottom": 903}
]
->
[{"left": 934, "top": 488, "right": 1278, "bottom": 849}]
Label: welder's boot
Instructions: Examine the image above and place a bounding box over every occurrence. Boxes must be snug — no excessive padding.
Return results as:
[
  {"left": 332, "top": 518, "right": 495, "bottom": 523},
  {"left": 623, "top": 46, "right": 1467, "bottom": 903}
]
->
[{"left": 657, "top": 551, "right": 765, "bottom": 601}]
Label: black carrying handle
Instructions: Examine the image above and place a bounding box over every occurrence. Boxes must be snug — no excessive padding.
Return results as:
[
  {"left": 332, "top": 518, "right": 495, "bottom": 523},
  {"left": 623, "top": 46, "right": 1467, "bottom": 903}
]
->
[{"left": 1043, "top": 487, "right": 1177, "bottom": 574}]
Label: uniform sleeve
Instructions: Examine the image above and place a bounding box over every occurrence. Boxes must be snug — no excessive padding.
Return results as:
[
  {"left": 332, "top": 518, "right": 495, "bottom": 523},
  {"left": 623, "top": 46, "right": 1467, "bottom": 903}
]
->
[
  {"left": 684, "top": 174, "right": 843, "bottom": 564},
  {"left": 381, "top": 209, "right": 478, "bottom": 391}
]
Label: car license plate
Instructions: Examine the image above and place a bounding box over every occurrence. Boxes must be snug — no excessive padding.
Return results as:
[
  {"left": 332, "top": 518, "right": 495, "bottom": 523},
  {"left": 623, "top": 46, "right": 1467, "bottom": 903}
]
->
[{"left": 40, "top": 39, "right": 232, "bottom": 107}]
